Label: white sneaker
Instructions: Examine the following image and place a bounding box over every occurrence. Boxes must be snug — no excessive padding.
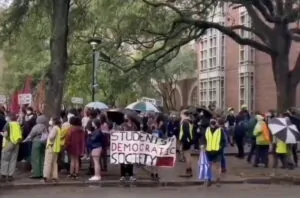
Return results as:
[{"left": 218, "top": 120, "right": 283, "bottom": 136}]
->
[{"left": 89, "top": 176, "right": 101, "bottom": 181}]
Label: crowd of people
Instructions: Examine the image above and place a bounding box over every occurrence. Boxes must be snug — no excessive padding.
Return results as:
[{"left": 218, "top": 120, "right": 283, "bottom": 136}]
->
[{"left": 0, "top": 104, "right": 299, "bottom": 186}]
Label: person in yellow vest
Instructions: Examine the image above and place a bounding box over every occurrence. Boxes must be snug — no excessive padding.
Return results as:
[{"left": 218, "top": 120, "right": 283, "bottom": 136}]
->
[
  {"left": 201, "top": 117, "right": 226, "bottom": 186},
  {"left": 253, "top": 114, "right": 270, "bottom": 168},
  {"left": 43, "top": 117, "right": 61, "bottom": 182},
  {"left": 0, "top": 114, "right": 22, "bottom": 182},
  {"left": 272, "top": 137, "right": 288, "bottom": 169},
  {"left": 179, "top": 109, "right": 193, "bottom": 177}
]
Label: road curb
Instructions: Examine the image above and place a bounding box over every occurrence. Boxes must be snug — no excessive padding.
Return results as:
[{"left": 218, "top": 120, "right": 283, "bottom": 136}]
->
[{"left": 1, "top": 177, "right": 300, "bottom": 190}]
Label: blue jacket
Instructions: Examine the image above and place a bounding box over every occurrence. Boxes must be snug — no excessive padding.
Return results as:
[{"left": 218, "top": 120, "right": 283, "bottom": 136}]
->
[{"left": 87, "top": 129, "right": 103, "bottom": 150}]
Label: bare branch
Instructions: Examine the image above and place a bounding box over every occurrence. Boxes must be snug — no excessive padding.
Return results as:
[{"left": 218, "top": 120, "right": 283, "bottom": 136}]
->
[
  {"left": 244, "top": 4, "right": 273, "bottom": 44},
  {"left": 179, "top": 18, "right": 275, "bottom": 55},
  {"left": 230, "top": 25, "right": 266, "bottom": 41}
]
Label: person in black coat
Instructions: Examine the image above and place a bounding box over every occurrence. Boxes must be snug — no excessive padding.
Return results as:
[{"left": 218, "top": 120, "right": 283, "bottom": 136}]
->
[{"left": 0, "top": 107, "right": 7, "bottom": 164}]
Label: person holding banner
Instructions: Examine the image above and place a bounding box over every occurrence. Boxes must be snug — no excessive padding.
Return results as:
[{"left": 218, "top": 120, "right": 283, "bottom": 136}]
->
[
  {"left": 119, "top": 114, "right": 138, "bottom": 182},
  {"left": 201, "top": 117, "right": 226, "bottom": 186},
  {"left": 179, "top": 110, "right": 193, "bottom": 177}
]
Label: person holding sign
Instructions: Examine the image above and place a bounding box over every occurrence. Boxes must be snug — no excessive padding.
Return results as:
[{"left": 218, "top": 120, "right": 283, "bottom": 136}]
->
[
  {"left": 119, "top": 114, "right": 138, "bottom": 182},
  {"left": 179, "top": 110, "right": 193, "bottom": 177}
]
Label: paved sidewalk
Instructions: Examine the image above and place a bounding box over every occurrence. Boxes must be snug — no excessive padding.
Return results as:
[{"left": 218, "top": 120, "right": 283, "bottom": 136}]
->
[{"left": 1, "top": 156, "right": 300, "bottom": 189}]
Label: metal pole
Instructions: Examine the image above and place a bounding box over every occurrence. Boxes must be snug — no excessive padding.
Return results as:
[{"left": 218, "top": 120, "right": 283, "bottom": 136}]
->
[{"left": 92, "top": 49, "right": 96, "bottom": 102}]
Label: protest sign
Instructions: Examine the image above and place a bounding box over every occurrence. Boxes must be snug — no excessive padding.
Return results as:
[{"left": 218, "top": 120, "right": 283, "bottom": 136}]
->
[
  {"left": 18, "top": 93, "right": 32, "bottom": 105},
  {"left": 110, "top": 131, "right": 176, "bottom": 167}
]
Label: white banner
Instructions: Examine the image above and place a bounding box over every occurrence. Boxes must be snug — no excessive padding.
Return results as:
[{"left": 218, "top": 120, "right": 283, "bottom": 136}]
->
[
  {"left": 110, "top": 131, "right": 176, "bottom": 167},
  {"left": 71, "top": 97, "right": 83, "bottom": 104},
  {"left": 18, "top": 93, "right": 32, "bottom": 105}
]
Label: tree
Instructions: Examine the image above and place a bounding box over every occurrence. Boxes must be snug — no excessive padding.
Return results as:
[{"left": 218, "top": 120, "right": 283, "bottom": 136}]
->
[
  {"left": 0, "top": 0, "right": 71, "bottom": 116},
  {"left": 135, "top": 0, "right": 300, "bottom": 111},
  {"left": 150, "top": 45, "right": 196, "bottom": 111}
]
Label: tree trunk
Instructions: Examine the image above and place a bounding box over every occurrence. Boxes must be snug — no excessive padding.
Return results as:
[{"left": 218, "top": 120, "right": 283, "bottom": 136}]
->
[
  {"left": 45, "top": 0, "right": 71, "bottom": 117},
  {"left": 272, "top": 54, "right": 296, "bottom": 112}
]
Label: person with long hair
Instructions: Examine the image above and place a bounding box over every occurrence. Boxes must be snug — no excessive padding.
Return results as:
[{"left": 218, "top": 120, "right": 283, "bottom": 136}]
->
[
  {"left": 100, "top": 114, "right": 109, "bottom": 172},
  {"left": 65, "top": 117, "right": 85, "bottom": 179},
  {"left": 87, "top": 119, "right": 103, "bottom": 181},
  {"left": 179, "top": 110, "right": 193, "bottom": 177},
  {"left": 43, "top": 117, "right": 61, "bottom": 183}
]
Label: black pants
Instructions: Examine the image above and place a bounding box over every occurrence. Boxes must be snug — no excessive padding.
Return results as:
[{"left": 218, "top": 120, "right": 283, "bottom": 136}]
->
[
  {"left": 120, "top": 164, "right": 133, "bottom": 177},
  {"left": 193, "top": 131, "right": 201, "bottom": 150},
  {"left": 273, "top": 153, "right": 287, "bottom": 168},
  {"left": 247, "top": 138, "right": 256, "bottom": 162},
  {"left": 292, "top": 144, "right": 298, "bottom": 165},
  {"left": 235, "top": 136, "right": 245, "bottom": 158},
  {"left": 254, "top": 145, "right": 269, "bottom": 167}
]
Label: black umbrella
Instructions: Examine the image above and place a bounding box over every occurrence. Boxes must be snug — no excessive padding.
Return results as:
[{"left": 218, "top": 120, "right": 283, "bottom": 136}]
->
[
  {"left": 107, "top": 108, "right": 124, "bottom": 125},
  {"left": 123, "top": 109, "right": 142, "bottom": 128},
  {"left": 188, "top": 106, "right": 212, "bottom": 118}
]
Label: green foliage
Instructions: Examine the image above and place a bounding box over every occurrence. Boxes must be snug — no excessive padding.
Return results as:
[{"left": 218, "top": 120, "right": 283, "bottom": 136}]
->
[{"left": 0, "top": 0, "right": 204, "bottom": 107}]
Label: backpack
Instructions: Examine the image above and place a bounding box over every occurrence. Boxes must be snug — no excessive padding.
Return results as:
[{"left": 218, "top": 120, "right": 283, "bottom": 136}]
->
[{"left": 262, "top": 122, "right": 271, "bottom": 143}]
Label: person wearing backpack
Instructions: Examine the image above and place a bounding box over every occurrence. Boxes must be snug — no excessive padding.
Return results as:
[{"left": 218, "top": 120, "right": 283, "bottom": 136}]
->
[
  {"left": 0, "top": 114, "right": 23, "bottom": 182},
  {"left": 22, "top": 115, "right": 49, "bottom": 179}
]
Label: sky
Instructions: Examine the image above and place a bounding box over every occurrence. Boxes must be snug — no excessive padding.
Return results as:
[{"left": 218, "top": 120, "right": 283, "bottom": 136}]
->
[{"left": 0, "top": 0, "right": 13, "bottom": 8}]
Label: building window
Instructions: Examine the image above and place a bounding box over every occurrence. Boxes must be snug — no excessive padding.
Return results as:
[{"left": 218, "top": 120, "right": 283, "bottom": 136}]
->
[
  {"left": 240, "top": 46, "right": 245, "bottom": 64},
  {"left": 239, "top": 72, "right": 255, "bottom": 111},
  {"left": 190, "top": 86, "right": 198, "bottom": 106}
]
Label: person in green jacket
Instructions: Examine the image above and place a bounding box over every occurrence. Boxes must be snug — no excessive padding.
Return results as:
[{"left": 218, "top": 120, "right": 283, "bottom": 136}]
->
[{"left": 253, "top": 114, "right": 269, "bottom": 168}]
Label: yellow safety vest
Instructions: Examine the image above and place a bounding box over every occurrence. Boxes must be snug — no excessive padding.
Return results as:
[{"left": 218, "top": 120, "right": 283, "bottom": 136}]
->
[
  {"left": 47, "top": 128, "right": 61, "bottom": 153},
  {"left": 179, "top": 122, "right": 193, "bottom": 142},
  {"left": 205, "top": 128, "right": 221, "bottom": 152},
  {"left": 2, "top": 122, "right": 23, "bottom": 148},
  {"left": 276, "top": 140, "right": 287, "bottom": 154}
]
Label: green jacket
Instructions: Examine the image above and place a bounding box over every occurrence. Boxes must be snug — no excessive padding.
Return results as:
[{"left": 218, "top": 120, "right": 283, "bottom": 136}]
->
[{"left": 253, "top": 120, "right": 269, "bottom": 145}]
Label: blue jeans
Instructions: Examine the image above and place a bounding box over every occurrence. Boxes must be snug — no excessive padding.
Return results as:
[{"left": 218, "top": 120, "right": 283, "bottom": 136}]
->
[{"left": 221, "top": 149, "right": 226, "bottom": 170}]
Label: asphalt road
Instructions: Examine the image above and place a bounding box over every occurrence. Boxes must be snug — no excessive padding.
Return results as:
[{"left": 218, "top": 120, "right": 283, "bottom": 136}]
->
[{"left": 1, "top": 185, "right": 298, "bottom": 198}]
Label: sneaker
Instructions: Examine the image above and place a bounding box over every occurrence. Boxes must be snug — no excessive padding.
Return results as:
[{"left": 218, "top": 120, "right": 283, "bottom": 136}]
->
[
  {"left": 89, "top": 176, "right": 101, "bottom": 181},
  {"left": 120, "top": 176, "right": 126, "bottom": 182},
  {"left": 129, "top": 176, "right": 136, "bottom": 182}
]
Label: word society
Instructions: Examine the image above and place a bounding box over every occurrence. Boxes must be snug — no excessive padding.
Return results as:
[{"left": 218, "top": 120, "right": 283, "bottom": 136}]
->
[{"left": 110, "top": 131, "right": 176, "bottom": 167}]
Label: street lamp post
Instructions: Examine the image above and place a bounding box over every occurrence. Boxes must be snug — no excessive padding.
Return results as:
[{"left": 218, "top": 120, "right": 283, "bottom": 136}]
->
[{"left": 88, "top": 38, "right": 101, "bottom": 102}]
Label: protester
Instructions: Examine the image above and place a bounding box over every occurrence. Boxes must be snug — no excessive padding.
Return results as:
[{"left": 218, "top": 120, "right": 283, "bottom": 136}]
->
[
  {"left": 150, "top": 122, "right": 164, "bottom": 180},
  {"left": 19, "top": 106, "right": 36, "bottom": 169},
  {"left": 87, "top": 119, "right": 103, "bottom": 181},
  {"left": 0, "top": 106, "right": 7, "bottom": 164},
  {"left": 23, "top": 115, "right": 49, "bottom": 179},
  {"left": 119, "top": 114, "right": 138, "bottom": 182},
  {"left": 0, "top": 113, "right": 22, "bottom": 182},
  {"left": 179, "top": 109, "right": 193, "bottom": 177},
  {"left": 201, "top": 117, "right": 226, "bottom": 186},
  {"left": 65, "top": 116, "right": 85, "bottom": 179},
  {"left": 253, "top": 114, "right": 270, "bottom": 168},
  {"left": 100, "top": 114, "right": 109, "bottom": 172},
  {"left": 43, "top": 117, "right": 61, "bottom": 182}
]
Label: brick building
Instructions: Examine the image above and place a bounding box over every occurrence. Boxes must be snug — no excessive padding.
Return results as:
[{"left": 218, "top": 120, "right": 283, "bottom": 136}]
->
[{"left": 168, "top": 4, "right": 300, "bottom": 113}]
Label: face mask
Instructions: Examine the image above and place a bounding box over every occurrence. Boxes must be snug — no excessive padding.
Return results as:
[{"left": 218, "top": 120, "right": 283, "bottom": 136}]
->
[
  {"left": 26, "top": 111, "right": 32, "bottom": 115},
  {"left": 49, "top": 120, "right": 53, "bottom": 126},
  {"left": 230, "top": 110, "right": 234, "bottom": 114},
  {"left": 199, "top": 112, "right": 204, "bottom": 116}
]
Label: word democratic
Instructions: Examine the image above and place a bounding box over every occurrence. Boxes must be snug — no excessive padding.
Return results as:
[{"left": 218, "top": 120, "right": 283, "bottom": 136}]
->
[{"left": 110, "top": 131, "right": 176, "bottom": 167}]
